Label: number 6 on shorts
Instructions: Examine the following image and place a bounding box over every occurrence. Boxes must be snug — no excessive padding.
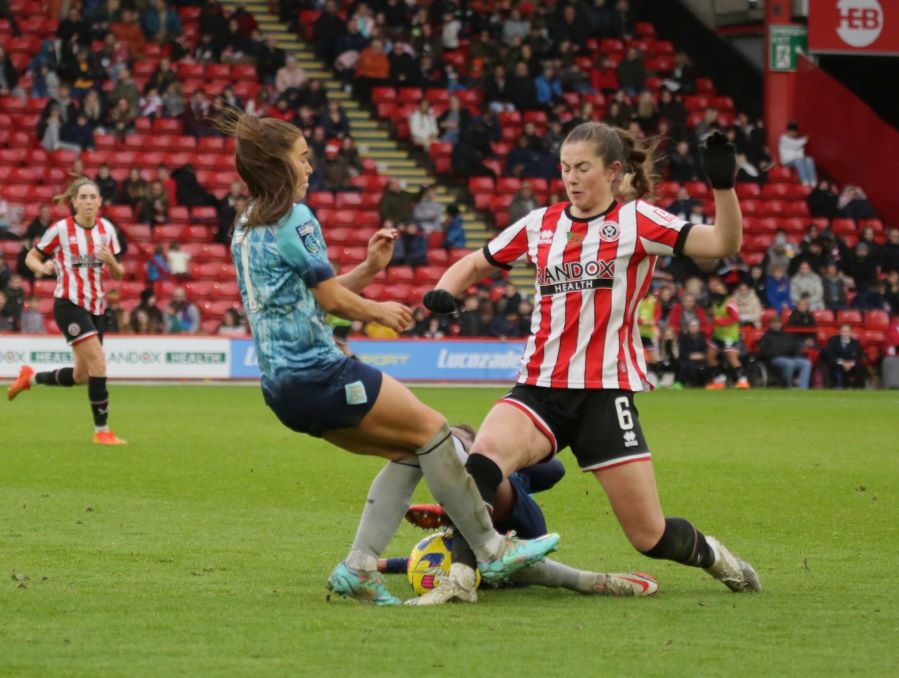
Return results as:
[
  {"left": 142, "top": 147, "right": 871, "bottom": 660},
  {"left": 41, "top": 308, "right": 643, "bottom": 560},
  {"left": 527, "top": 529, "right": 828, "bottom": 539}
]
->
[{"left": 614, "top": 396, "right": 633, "bottom": 431}]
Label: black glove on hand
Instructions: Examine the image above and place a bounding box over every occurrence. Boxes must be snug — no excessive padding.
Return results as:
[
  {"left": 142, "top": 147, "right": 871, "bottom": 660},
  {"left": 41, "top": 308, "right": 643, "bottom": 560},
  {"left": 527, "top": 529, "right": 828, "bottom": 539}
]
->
[
  {"left": 423, "top": 289, "right": 458, "bottom": 315},
  {"left": 700, "top": 131, "right": 737, "bottom": 190}
]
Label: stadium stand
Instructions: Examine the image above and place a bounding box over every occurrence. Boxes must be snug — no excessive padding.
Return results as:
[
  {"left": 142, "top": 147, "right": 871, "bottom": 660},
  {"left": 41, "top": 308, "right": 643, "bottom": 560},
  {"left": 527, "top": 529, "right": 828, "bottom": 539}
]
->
[{"left": 0, "top": 0, "right": 895, "bottom": 386}]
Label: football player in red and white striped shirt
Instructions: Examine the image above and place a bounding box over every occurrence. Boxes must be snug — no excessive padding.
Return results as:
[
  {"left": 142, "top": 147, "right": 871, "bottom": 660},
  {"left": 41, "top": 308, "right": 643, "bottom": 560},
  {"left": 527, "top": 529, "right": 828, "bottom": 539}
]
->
[
  {"left": 422, "top": 124, "right": 760, "bottom": 601},
  {"left": 8, "top": 177, "right": 127, "bottom": 445}
]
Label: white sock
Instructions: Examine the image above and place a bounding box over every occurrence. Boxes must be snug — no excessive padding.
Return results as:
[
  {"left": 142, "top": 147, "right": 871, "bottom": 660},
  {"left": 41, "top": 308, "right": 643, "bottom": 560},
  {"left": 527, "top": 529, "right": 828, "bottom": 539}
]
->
[
  {"left": 346, "top": 458, "right": 422, "bottom": 573},
  {"left": 415, "top": 422, "right": 503, "bottom": 562},
  {"left": 95, "top": 425, "right": 110, "bottom": 433},
  {"left": 511, "top": 559, "right": 591, "bottom": 592}
]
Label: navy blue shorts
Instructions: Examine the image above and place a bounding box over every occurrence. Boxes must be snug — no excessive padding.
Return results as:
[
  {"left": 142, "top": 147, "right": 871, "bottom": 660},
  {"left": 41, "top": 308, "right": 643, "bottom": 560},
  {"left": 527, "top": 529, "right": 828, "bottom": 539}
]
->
[
  {"left": 492, "top": 459, "right": 565, "bottom": 539},
  {"left": 262, "top": 357, "right": 383, "bottom": 438}
]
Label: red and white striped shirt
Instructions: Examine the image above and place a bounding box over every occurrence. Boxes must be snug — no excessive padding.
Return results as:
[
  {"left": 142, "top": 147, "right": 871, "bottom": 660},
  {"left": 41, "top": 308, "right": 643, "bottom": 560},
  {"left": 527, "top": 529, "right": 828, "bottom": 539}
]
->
[
  {"left": 485, "top": 199, "right": 693, "bottom": 391},
  {"left": 36, "top": 216, "right": 122, "bottom": 315}
]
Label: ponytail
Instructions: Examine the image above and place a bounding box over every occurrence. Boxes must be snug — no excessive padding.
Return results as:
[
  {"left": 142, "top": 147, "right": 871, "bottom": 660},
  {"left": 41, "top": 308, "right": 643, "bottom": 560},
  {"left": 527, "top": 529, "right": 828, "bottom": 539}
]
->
[
  {"left": 563, "top": 122, "right": 660, "bottom": 202},
  {"left": 613, "top": 127, "right": 659, "bottom": 202},
  {"left": 215, "top": 105, "right": 302, "bottom": 228}
]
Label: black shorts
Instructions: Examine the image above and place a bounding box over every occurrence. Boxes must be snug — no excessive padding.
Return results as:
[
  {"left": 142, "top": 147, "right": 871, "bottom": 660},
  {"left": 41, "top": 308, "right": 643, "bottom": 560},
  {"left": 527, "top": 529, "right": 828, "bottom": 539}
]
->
[
  {"left": 501, "top": 384, "right": 651, "bottom": 472},
  {"left": 54, "top": 298, "right": 104, "bottom": 346},
  {"left": 710, "top": 337, "right": 741, "bottom": 352},
  {"left": 262, "top": 357, "right": 383, "bottom": 438}
]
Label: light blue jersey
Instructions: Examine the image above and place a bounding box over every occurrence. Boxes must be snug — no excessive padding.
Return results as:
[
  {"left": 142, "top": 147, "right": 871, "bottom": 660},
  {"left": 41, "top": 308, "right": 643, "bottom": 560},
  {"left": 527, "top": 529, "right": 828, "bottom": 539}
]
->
[{"left": 232, "top": 202, "right": 344, "bottom": 384}]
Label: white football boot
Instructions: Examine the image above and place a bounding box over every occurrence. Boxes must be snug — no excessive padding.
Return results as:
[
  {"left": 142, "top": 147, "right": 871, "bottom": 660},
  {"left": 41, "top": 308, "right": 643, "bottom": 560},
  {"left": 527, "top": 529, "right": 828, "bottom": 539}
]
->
[
  {"left": 704, "top": 536, "right": 762, "bottom": 592},
  {"left": 405, "top": 563, "right": 478, "bottom": 606}
]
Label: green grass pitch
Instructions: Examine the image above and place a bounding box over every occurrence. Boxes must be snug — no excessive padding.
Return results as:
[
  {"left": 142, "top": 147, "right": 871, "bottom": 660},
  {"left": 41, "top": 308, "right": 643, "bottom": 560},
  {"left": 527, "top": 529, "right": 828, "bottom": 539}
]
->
[{"left": 1, "top": 385, "right": 897, "bottom": 677}]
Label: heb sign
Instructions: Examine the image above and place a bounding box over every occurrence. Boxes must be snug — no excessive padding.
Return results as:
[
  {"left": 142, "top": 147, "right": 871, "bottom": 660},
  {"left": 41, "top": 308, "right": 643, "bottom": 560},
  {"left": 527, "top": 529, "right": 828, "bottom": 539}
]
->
[
  {"left": 808, "top": 0, "right": 899, "bottom": 55},
  {"left": 0, "top": 336, "right": 231, "bottom": 378},
  {"left": 230, "top": 338, "right": 526, "bottom": 382}
]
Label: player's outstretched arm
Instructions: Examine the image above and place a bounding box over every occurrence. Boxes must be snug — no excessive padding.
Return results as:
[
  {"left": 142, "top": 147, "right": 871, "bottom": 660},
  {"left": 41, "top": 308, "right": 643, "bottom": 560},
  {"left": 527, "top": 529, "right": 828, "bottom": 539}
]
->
[
  {"left": 336, "top": 228, "right": 399, "bottom": 293},
  {"left": 313, "top": 277, "right": 411, "bottom": 333},
  {"left": 423, "top": 250, "right": 499, "bottom": 314},
  {"left": 680, "top": 131, "right": 742, "bottom": 260}
]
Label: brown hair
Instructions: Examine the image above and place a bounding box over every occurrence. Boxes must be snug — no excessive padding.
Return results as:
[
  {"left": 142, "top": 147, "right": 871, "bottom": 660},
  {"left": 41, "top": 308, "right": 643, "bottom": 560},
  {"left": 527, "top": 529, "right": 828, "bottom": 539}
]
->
[
  {"left": 562, "top": 122, "right": 659, "bottom": 202},
  {"left": 216, "top": 108, "right": 303, "bottom": 228},
  {"left": 53, "top": 176, "right": 99, "bottom": 206}
]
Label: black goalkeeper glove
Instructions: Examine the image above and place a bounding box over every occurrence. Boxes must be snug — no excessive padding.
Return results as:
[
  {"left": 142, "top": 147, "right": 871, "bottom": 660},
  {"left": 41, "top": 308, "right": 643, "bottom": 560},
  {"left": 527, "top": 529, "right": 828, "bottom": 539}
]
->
[
  {"left": 423, "top": 289, "right": 459, "bottom": 315},
  {"left": 700, "top": 131, "right": 737, "bottom": 190}
]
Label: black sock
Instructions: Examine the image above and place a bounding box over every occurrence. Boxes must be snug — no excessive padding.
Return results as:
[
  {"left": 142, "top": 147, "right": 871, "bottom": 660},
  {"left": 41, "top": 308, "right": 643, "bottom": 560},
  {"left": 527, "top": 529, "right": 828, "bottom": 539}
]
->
[
  {"left": 641, "top": 517, "right": 716, "bottom": 568},
  {"left": 88, "top": 376, "right": 109, "bottom": 428},
  {"left": 464, "top": 453, "right": 503, "bottom": 509},
  {"left": 450, "top": 532, "right": 478, "bottom": 569},
  {"left": 35, "top": 368, "right": 75, "bottom": 387}
]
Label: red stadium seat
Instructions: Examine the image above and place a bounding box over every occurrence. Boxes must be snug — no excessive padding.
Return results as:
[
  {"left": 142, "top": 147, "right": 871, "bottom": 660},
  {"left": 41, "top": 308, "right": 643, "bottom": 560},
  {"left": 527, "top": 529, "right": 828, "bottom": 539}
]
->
[
  {"left": 211, "top": 281, "right": 239, "bottom": 298},
  {"left": 468, "top": 177, "right": 494, "bottom": 193},
  {"left": 865, "top": 310, "right": 889, "bottom": 331},
  {"left": 153, "top": 224, "right": 184, "bottom": 242},
  {"left": 325, "top": 227, "right": 350, "bottom": 245},
  {"left": 199, "top": 243, "right": 228, "bottom": 262},
  {"left": 768, "top": 166, "right": 793, "bottom": 183},
  {"left": 190, "top": 206, "right": 218, "bottom": 222},
  {"left": 836, "top": 309, "right": 863, "bottom": 326},
  {"left": 832, "top": 218, "right": 856, "bottom": 236},
  {"left": 185, "top": 281, "right": 214, "bottom": 299},
  {"left": 414, "top": 266, "right": 444, "bottom": 284},
  {"left": 429, "top": 249, "right": 449, "bottom": 266},
  {"left": 812, "top": 309, "right": 835, "bottom": 328},
  {"left": 497, "top": 178, "right": 522, "bottom": 194},
  {"left": 735, "top": 183, "right": 762, "bottom": 198},
  {"left": 397, "top": 87, "right": 423, "bottom": 104},
  {"left": 336, "top": 192, "right": 363, "bottom": 209},
  {"left": 190, "top": 262, "right": 221, "bottom": 280},
  {"left": 184, "top": 225, "right": 212, "bottom": 241},
  {"left": 387, "top": 266, "right": 415, "bottom": 283},
  {"left": 371, "top": 87, "right": 397, "bottom": 105},
  {"left": 169, "top": 206, "right": 190, "bottom": 223},
  {"left": 104, "top": 205, "right": 134, "bottom": 222},
  {"left": 307, "top": 192, "right": 335, "bottom": 209}
]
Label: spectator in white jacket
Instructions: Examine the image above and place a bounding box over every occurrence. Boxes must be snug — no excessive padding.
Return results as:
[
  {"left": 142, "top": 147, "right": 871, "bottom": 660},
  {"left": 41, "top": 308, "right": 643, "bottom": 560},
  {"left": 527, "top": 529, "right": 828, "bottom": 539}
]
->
[
  {"left": 778, "top": 121, "right": 817, "bottom": 187},
  {"left": 408, "top": 99, "right": 439, "bottom": 150},
  {"left": 790, "top": 260, "right": 824, "bottom": 310}
]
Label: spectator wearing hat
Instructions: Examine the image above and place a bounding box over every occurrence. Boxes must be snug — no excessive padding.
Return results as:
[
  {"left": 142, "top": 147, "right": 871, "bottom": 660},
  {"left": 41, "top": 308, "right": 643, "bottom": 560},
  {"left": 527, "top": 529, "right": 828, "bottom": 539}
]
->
[{"left": 759, "top": 315, "right": 811, "bottom": 389}]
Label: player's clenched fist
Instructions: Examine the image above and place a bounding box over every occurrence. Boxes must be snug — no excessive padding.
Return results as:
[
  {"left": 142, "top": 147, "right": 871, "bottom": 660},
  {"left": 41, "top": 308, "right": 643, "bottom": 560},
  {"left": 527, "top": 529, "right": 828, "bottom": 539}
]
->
[
  {"left": 699, "top": 131, "right": 737, "bottom": 190},
  {"left": 423, "top": 289, "right": 458, "bottom": 315}
]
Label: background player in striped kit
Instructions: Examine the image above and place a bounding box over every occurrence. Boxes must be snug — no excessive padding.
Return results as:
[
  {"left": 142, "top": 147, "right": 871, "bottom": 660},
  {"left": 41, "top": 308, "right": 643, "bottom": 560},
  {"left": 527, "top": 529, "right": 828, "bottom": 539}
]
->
[
  {"left": 421, "top": 123, "right": 760, "bottom": 603},
  {"left": 8, "top": 177, "right": 126, "bottom": 445}
]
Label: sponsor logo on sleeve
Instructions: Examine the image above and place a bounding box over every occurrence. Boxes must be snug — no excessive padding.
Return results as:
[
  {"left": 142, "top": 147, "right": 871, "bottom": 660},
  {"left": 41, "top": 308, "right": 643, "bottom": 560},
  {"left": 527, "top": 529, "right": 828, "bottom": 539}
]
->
[{"left": 297, "top": 221, "right": 320, "bottom": 254}]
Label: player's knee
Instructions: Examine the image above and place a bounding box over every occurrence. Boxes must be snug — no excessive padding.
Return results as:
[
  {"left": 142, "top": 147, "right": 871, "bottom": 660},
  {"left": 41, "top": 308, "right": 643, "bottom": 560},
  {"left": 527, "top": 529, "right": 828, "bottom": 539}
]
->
[
  {"left": 73, "top": 366, "right": 89, "bottom": 385},
  {"left": 468, "top": 430, "right": 505, "bottom": 462},
  {"left": 625, "top": 520, "right": 667, "bottom": 553}
]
